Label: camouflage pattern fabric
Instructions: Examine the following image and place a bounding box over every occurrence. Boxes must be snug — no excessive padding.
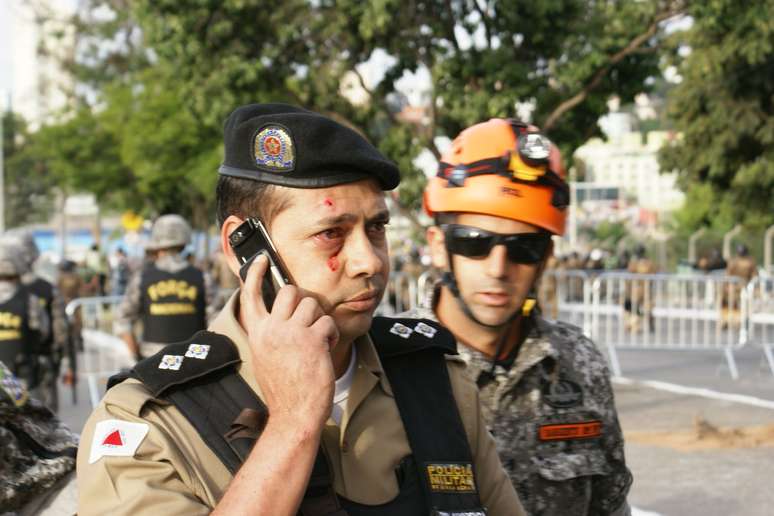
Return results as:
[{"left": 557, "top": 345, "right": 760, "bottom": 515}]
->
[
  {"left": 0, "top": 361, "right": 78, "bottom": 512},
  {"left": 404, "top": 293, "right": 632, "bottom": 516}
]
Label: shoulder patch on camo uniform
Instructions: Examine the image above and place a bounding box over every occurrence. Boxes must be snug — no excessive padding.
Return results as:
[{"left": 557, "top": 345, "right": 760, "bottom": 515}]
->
[
  {"left": 370, "top": 316, "right": 457, "bottom": 358},
  {"left": 538, "top": 420, "right": 602, "bottom": 442}
]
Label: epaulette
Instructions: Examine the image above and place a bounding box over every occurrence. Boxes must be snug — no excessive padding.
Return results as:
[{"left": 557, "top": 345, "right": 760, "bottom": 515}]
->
[
  {"left": 123, "top": 330, "right": 241, "bottom": 397},
  {"left": 370, "top": 316, "right": 457, "bottom": 358}
]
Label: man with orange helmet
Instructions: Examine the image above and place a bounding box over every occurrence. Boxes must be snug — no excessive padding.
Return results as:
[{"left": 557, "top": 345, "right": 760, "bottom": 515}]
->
[{"left": 407, "top": 118, "right": 632, "bottom": 515}]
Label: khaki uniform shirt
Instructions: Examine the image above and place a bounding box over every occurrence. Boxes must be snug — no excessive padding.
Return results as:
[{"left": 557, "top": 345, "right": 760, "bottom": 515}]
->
[
  {"left": 405, "top": 290, "right": 632, "bottom": 516},
  {"left": 77, "top": 293, "right": 524, "bottom": 515}
]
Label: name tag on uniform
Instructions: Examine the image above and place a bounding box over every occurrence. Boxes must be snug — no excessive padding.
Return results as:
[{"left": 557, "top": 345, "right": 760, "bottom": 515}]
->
[
  {"left": 538, "top": 421, "right": 602, "bottom": 441},
  {"left": 425, "top": 462, "right": 478, "bottom": 493}
]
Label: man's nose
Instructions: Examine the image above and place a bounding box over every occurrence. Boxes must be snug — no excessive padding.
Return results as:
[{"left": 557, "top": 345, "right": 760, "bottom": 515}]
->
[{"left": 485, "top": 245, "right": 508, "bottom": 279}]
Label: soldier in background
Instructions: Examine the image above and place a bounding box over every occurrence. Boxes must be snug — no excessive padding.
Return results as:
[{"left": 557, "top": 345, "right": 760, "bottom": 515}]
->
[
  {"left": 624, "top": 244, "right": 656, "bottom": 332},
  {"left": 115, "top": 214, "right": 215, "bottom": 361},
  {"left": 408, "top": 118, "right": 632, "bottom": 515},
  {"left": 0, "top": 360, "right": 78, "bottom": 514},
  {"left": 722, "top": 243, "right": 757, "bottom": 328},
  {"left": 0, "top": 243, "right": 50, "bottom": 392}
]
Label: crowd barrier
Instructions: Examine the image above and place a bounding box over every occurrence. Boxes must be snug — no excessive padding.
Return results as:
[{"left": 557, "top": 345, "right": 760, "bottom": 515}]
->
[
  {"left": 67, "top": 271, "right": 772, "bottom": 406},
  {"left": 65, "top": 296, "right": 127, "bottom": 408},
  {"left": 743, "top": 276, "right": 774, "bottom": 376}
]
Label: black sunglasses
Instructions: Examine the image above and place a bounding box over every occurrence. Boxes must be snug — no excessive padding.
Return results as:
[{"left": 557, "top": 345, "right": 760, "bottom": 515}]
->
[{"left": 442, "top": 224, "right": 551, "bottom": 264}]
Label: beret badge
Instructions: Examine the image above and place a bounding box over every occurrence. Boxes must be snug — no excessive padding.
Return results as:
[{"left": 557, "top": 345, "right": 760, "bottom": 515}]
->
[{"left": 254, "top": 125, "right": 295, "bottom": 172}]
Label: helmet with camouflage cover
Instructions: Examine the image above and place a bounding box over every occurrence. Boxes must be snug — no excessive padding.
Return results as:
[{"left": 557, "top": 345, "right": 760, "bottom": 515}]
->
[
  {"left": 0, "top": 229, "right": 39, "bottom": 271},
  {"left": 0, "top": 243, "right": 26, "bottom": 277},
  {"left": 146, "top": 214, "right": 192, "bottom": 251}
]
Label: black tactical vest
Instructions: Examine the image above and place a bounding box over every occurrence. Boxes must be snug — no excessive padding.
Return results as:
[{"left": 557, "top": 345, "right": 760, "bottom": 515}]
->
[
  {"left": 0, "top": 286, "right": 33, "bottom": 378},
  {"left": 109, "top": 317, "right": 488, "bottom": 516},
  {"left": 139, "top": 264, "right": 206, "bottom": 343},
  {"left": 25, "top": 277, "right": 54, "bottom": 354}
]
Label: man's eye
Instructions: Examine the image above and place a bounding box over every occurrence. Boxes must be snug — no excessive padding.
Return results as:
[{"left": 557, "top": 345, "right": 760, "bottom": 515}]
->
[
  {"left": 319, "top": 228, "right": 344, "bottom": 241},
  {"left": 368, "top": 221, "right": 388, "bottom": 236}
]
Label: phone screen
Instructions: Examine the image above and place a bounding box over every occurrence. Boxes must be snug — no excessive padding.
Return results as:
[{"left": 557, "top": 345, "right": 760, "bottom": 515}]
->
[{"left": 228, "top": 218, "right": 292, "bottom": 311}]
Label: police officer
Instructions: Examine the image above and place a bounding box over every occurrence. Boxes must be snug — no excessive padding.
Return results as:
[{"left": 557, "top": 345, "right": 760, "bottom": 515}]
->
[
  {"left": 404, "top": 118, "right": 632, "bottom": 515},
  {"left": 77, "top": 104, "right": 523, "bottom": 515},
  {"left": 0, "top": 243, "right": 50, "bottom": 391},
  {"left": 115, "top": 214, "right": 215, "bottom": 361}
]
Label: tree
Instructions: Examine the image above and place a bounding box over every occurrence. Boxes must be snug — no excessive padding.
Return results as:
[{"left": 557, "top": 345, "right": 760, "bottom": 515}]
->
[
  {"left": 659, "top": 0, "right": 774, "bottom": 239},
  {"left": 37, "top": 0, "right": 687, "bottom": 228},
  {"left": 1, "top": 111, "right": 57, "bottom": 228},
  {"left": 127, "top": 0, "right": 686, "bottom": 211}
]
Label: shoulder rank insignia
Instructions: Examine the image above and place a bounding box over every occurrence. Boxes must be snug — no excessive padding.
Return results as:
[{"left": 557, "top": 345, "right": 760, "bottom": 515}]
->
[
  {"left": 158, "top": 354, "right": 184, "bottom": 370},
  {"left": 185, "top": 343, "right": 210, "bottom": 359},
  {"left": 254, "top": 124, "right": 295, "bottom": 172}
]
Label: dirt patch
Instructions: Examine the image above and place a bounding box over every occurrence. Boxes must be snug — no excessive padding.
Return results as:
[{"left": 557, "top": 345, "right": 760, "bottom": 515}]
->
[{"left": 625, "top": 415, "right": 774, "bottom": 451}]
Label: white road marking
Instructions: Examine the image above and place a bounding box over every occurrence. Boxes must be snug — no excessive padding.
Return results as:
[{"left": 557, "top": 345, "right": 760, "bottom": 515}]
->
[
  {"left": 632, "top": 507, "right": 664, "bottom": 516},
  {"left": 614, "top": 377, "right": 774, "bottom": 410}
]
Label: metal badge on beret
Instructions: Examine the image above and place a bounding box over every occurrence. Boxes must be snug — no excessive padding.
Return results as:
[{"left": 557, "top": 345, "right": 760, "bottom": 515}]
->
[{"left": 254, "top": 124, "right": 295, "bottom": 172}]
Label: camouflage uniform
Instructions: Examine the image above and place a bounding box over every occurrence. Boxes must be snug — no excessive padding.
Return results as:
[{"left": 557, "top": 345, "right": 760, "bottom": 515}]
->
[
  {"left": 0, "top": 361, "right": 78, "bottom": 512},
  {"left": 114, "top": 253, "right": 216, "bottom": 357},
  {"left": 405, "top": 288, "right": 632, "bottom": 516}
]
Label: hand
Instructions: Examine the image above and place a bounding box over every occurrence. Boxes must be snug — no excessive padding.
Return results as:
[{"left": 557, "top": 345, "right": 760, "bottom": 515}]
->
[{"left": 240, "top": 255, "right": 338, "bottom": 431}]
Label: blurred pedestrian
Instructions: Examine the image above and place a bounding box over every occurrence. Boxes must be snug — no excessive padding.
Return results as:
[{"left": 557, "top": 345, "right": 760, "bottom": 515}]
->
[
  {"left": 0, "top": 243, "right": 50, "bottom": 392},
  {"left": 84, "top": 244, "right": 108, "bottom": 295},
  {"left": 114, "top": 214, "right": 215, "bottom": 361},
  {"left": 722, "top": 243, "right": 757, "bottom": 328},
  {"left": 1, "top": 230, "right": 69, "bottom": 411},
  {"left": 109, "top": 247, "right": 131, "bottom": 297},
  {"left": 624, "top": 244, "right": 656, "bottom": 332}
]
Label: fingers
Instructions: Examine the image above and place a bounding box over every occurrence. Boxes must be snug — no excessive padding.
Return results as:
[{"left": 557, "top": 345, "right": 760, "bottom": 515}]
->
[
  {"left": 242, "top": 254, "right": 270, "bottom": 318},
  {"left": 311, "top": 315, "right": 339, "bottom": 350},
  {"left": 292, "top": 296, "right": 325, "bottom": 327}
]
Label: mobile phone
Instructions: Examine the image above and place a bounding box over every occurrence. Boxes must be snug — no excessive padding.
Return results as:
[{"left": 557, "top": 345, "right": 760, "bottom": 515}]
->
[{"left": 228, "top": 218, "right": 293, "bottom": 311}]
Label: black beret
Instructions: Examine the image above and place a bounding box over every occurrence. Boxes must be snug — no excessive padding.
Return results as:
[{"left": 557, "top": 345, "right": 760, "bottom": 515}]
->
[{"left": 218, "top": 103, "right": 400, "bottom": 190}]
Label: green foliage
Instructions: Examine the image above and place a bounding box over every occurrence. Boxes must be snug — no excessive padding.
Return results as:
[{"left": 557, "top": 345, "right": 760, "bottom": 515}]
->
[
  {"left": 659, "top": 0, "right": 774, "bottom": 236},
  {"left": 1, "top": 112, "right": 57, "bottom": 227},
  {"left": 32, "top": 0, "right": 682, "bottom": 228}
]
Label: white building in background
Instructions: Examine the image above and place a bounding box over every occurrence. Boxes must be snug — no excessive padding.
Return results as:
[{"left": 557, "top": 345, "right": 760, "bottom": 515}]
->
[
  {"left": 1, "top": 0, "right": 77, "bottom": 126},
  {"left": 574, "top": 130, "right": 685, "bottom": 213}
]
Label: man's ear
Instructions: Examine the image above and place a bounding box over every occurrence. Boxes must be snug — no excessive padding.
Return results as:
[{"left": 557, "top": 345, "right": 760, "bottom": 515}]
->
[
  {"left": 426, "top": 225, "right": 449, "bottom": 270},
  {"left": 220, "top": 215, "right": 246, "bottom": 282}
]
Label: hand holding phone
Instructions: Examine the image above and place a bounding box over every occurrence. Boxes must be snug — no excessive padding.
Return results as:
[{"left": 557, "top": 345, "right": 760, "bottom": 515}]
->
[{"left": 228, "top": 218, "right": 293, "bottom": 311}]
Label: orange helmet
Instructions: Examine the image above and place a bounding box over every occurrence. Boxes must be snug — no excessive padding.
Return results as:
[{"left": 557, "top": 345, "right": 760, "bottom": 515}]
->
[{"left": 424, "top": 118, "right": 569, "bottom": 235}]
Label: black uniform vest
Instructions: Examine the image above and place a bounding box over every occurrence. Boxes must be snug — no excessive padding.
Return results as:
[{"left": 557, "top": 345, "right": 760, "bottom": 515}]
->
[
  {"left": 138, "top": 264, "right": 206, "bottom": 343},
  {"left": 109, "top": 317, "right": 488, "bottom": 516},
  {"left": 25, "top": 277, "right": 54, "bottom": 354},
  {"left": 0, "top": 286, "right": 34, "bottom": 378}
]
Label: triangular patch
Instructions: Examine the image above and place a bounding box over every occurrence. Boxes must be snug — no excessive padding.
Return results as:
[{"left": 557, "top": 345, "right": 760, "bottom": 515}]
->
[{"left": 102, "top": 430, "right": 123, "bottom": 446}]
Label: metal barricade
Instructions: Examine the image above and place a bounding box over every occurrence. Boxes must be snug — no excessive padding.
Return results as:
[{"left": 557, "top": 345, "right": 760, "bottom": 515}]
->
[
  {"left": 590, "top": 273, "right": 746, "bottom": 378},
  {"left": 539, "top": 270, "right": 594, "bottom": 336},
  {"left": 743, "top": 277, "right": 774, "bottom": 376},
  {"left": 65, "top": 296, "right": 130, "bottom": 408}
]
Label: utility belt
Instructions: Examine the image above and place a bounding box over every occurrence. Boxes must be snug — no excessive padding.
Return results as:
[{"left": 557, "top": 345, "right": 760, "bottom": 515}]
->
[{"left": 109, "top": 317, "right": 488, "bottom": 516}]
